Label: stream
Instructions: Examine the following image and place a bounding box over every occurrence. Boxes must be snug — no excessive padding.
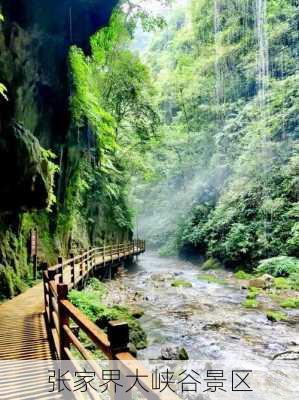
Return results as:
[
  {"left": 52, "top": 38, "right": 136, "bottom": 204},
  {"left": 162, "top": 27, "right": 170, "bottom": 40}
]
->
[{"left": 104, "top": 252, "right": 299, "bottom": 399}]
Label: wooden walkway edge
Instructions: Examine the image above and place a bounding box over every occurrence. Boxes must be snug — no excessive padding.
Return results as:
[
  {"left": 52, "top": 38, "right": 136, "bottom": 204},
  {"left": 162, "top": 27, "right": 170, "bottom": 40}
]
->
[{"left": 0, "top": 283, "right": 52, "bottom": 360}]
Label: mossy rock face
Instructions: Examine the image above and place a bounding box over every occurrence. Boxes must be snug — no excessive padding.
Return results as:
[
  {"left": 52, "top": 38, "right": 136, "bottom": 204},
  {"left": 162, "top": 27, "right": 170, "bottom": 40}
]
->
[
  {"left": 0, "top": 264, "right": 26, "bottom": 299},
  {"left": 95, "top": 307, "right": 147, "bottom": 350},
  {"left": 0, "top": 123, "right": 53, "bottom": 212},
  {"left": 201, "top": 258, "right": 221, "bottom": 271},
  {"left": 0, "top": 226, "right": 30, "bottom": 299},
  {"left": 266, "top": 311, "right": 287, "bottom": 322}
]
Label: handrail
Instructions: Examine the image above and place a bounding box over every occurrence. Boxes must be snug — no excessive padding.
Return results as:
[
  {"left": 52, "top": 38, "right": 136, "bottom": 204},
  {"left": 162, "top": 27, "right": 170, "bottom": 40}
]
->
[{"left": 42, "top": 240, "right": 180, "bottom": 400}]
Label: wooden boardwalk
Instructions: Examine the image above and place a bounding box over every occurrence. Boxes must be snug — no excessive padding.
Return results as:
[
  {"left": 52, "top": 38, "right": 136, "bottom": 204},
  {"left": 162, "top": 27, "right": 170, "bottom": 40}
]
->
[
  {"left": 0, "top": 283, "right": 52, "bottom": 360},
  {"left": 0, "top": 285, "right": 58, "bottom": 399},
  {"left": 0, "top": 241, "right": 181, "bottom": 400}
]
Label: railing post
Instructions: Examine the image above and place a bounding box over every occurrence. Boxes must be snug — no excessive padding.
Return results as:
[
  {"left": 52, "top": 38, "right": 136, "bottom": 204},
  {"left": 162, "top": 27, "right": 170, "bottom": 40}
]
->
[
  {"left": 42, "top": 262, "right": 49, "bottom": 315},
  {"left": 70, "top": 253, "right": 75, "bottom": 288},
  {"left": 57, "top": 283, "right": 69, "bottom": 360},
  {"left": 79, "top": 250, "right": 83, "bottom": 278},
  {"left": 107, "top": 321, "right": 130, "bottom": 356},
  {"left": 58, "top": 256, "right": 63, "bottom": 284},
  {"left": 48, "top": 269, "right": 56, "bottom": 330},
  {"left": 108, "top": 321, "right": 132, "bottom": 400},
  {"left": 103, "top": 243, "right": 106, "bottom": 266}
]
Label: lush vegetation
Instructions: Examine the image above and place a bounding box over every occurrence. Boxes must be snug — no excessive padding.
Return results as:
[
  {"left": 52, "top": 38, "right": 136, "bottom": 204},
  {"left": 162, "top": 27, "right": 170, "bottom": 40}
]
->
[
  {"left": 0, "top": 4, "right": 159, "bottom": 298},
  {"left": 69, "top": 278, "right": 147, "bottom": 350},
  {"left": 133, "top": 0, "right": 299, "bottom": 271},
  {"left": 55, "top": 10, "right": 159, "bottom": 254},
  {"left": 0, "top": 0, "right": 297, "bottom": 300}
]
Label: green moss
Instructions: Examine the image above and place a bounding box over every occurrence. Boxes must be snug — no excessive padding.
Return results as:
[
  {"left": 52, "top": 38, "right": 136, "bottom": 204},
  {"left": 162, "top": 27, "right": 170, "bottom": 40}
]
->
[
  {"left": 171, "top": 279, "right": 192, "bottom": 288},
  {"left": 242, "top": 299, "right": 259, "bottom": 308},
  {"left": 274, "top": 277, "right": 291, "bottom": 290},
  {"left": 279, "top": 298, "right": 299, "bottom": 309},
  {"left": 68, "top": 279, "right": 147, "bottom": 350},
  {"left": 201, "top": 258, "right": 221, "bottom": 270},
  {"left": 246, "top": 287, "right": 262, "bottom": 300},
  {"left": 198, "top": 274, "right": 226, "bottom": 285},
  {"left": 178, "top": 347, "right": 189, "bottom": 360},
  {"left": 0, "top": 265, "right": 27, "bottom": 299},
  {"left": 288, "top": 273, "right": 299, "bottom": 291},
  {"left": 235, "top": 270, "right": 254, "bottom": 280},
  {"left": 266, "top": 311, "right": 287, "bottom": 322}
]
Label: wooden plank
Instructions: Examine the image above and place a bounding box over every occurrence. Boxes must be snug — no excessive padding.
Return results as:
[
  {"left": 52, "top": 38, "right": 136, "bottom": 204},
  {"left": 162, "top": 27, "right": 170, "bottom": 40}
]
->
[
  {"left": 60, "top": 300, "right": 111, "bottom": 357},
  {"left": 63, "top": 324, "right": 93, "bottom": 360}
]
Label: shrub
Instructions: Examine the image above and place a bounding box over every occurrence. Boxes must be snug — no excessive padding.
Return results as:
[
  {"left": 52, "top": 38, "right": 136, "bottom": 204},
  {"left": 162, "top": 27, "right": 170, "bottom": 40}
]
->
[
  {"left": 235, "top": 270, "right": 254, "bottom": 280},
  {"left": 201, "top": 258, "right": 221, "bottom": 270},
  {"left": 256, "top": 256, "right": 299, "bottom": 277},
  {"left": 68, "top": 279, "right": 147, "bottom": 349}
]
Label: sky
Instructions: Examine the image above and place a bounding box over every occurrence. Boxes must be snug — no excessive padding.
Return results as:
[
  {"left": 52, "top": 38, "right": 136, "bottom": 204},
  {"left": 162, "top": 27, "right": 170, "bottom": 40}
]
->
[
  {"left": 130, "top": 0, "right": 189, "bottom": 53},
  {"left": 125, "top": 0, "right": 189, "bottom": 15}
]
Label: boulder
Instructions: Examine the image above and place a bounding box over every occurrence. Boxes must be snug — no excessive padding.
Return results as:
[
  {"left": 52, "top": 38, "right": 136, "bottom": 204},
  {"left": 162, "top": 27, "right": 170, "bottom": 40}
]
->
[
  {"left": 129, "top": 306, "right": 144, "bottom": 319},
  {"left": 249, "top": 274, "right": 274, "bottom": 289},
  {"left": 161, "top": 346, "right": 189, "bottom": 360}
]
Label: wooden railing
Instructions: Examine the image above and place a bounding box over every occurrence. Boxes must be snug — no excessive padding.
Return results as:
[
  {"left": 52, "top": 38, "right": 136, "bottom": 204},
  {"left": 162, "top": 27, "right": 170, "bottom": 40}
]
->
[
  {"left": 43, "top": 241, "right": 145, "bottom": 358},
  {"left": 42, "top": 240, "right": 180, "bottom": 399}
]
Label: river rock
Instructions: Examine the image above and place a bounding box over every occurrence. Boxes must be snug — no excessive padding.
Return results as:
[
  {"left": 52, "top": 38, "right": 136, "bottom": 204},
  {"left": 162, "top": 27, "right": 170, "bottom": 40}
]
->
[
  {"left": 129, "top": 306, "right": 144, "bottom": 319},
  {"left": 249, "top": 274, "right": 274, "bottom": 289},
  {"left": 161, "top": 346, "right": 189, "bottom": 360},
  {"left": 202, "top": 322, "right": 226, "bottom": 331},
  {"left": 128, "top": 343, "right": 138, "bottom": 357}
]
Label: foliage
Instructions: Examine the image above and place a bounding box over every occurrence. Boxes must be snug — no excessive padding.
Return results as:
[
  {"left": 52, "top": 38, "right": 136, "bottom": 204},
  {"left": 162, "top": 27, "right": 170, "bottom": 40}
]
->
[
  {"left": 201, "top": 258, "right": 221, "bottom": 271},
  {"left": 69, "top": 278, "right": 147, "bottom": 349},
  {"left": 256, "top": 256, "right": 299, "bottom": 277},
  {"left": 133, "top": 0, "right": 299, "bottom": 271},
  {"left": 234, "top": 270, "right": 254, "bottom": 280},
  {"left": 63, "top": 10, "right": 159, "bottom": 249}
]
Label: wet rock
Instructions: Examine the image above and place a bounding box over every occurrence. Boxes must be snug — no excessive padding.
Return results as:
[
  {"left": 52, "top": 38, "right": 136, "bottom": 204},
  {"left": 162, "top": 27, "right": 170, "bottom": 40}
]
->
[
  {"left": 202, "top": 322, "right": 226, "bottom": 331},
  {"left": 249, "top": 274, "right": 274, "bottom": 289},
  {"left": 161, "top": 346, "right": 189, "bottom": 360},
  {"left": 129, "top": 306, "right": 144, "bottom": 319},
  {"left": 174, "top": 271, "right": 183, "bottom": 276},
  {"left": 128, "top": 343, "right": 138, "bottom": 357}
]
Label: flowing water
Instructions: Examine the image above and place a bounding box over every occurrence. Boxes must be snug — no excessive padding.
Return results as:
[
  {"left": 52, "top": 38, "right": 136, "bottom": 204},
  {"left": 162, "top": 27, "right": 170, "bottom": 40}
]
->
[{"left": 104, "top": 252, "right": 299, "bottom": 398}]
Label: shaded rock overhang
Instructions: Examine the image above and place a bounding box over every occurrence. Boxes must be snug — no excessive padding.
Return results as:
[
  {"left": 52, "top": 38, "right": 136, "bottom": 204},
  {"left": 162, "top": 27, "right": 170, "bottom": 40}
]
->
[{"left": 0, "top": 0, "right": 119, "bottom": 214}]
